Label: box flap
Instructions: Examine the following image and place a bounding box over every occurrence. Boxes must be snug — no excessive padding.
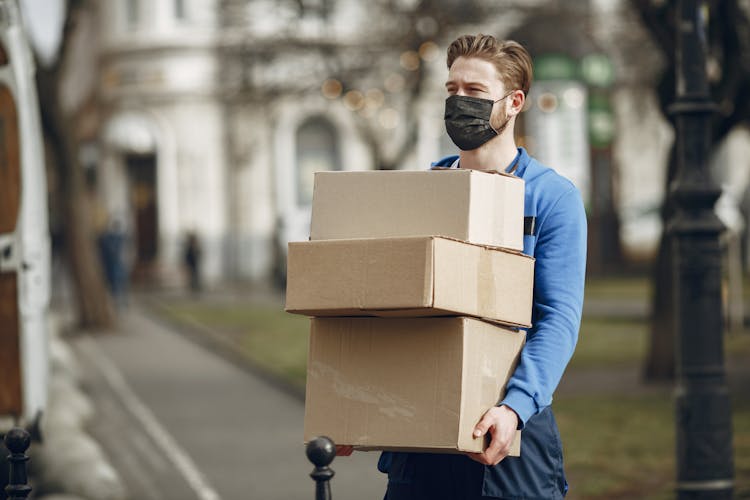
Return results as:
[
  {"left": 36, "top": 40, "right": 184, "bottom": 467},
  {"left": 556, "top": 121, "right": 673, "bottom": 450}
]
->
[
  {"left": 495, "top": 175, "right": 525, "bottom": 251},
  {"left": 430, "top": 166, "right": 519, "bottom": 179},
  {"left": 466, "top": 170, "right": 524, "bottom": 251},
  {"left": 431, "top": 237, "right": 534, "bottom": 328},
  {"left": 457, "top": 318, "right": 525, "bottom": 454}
]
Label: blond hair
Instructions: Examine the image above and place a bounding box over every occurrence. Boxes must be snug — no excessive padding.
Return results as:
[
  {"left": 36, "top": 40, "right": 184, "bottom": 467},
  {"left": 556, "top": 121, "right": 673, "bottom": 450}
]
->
[{"left": 447, "top": 34, "right": 533, "bottom": 95}]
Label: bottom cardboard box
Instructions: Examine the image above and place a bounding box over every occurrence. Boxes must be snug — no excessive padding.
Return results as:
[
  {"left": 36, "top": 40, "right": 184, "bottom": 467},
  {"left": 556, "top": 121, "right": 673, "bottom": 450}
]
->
[{"left": 303, "top": 317, "right": 525, "bottom": 455}]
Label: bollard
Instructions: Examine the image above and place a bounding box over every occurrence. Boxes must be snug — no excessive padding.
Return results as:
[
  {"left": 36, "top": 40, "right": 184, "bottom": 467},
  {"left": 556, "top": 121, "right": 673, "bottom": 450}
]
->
[
  {"left": 4, "top": 428, "right": 31, "bottom": 500},
  {"left": 306, "top": 436, "right": 336, "bottom": 500}
]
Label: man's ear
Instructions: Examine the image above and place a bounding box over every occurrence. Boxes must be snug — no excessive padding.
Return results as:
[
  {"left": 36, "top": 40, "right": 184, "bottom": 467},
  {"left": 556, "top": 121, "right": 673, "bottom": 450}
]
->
[{"left": 509, "top": 90, "right": 525, "bottom": 116}]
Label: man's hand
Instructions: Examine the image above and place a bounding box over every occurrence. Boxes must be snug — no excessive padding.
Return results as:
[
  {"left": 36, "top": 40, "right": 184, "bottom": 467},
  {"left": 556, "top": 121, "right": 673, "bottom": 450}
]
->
[
  {"left": 467, "top": 405, "right": 519, "bottom": 466},
  {"left": 335, "top": 445, "right": 354, "bottom": 456}
]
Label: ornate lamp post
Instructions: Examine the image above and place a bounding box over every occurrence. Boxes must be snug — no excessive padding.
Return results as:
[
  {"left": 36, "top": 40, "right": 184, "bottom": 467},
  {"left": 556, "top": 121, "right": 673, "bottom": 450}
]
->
[{"left": 669, "top": 1, "right": 734, "bottom": 498}]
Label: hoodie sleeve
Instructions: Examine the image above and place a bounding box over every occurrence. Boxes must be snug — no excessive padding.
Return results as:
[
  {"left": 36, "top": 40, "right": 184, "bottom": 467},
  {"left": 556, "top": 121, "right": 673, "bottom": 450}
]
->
[{"left": 500, "top": 184, "right": 587, "bottom": 427}]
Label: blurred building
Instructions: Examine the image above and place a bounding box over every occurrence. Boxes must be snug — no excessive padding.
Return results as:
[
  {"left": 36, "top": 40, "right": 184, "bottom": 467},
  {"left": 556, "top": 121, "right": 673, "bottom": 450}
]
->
[
  {"left": 83, "top": 0, "right": 750, "bottom": 287},
  {"left": 96, "top": 1, "right": 226, "bottom": 285}
]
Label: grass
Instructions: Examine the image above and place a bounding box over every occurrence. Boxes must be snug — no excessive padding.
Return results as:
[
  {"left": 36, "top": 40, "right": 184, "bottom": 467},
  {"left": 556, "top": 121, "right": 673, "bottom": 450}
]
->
[
  {"left": 152, "top": 283, "right": 750, "bottom": 499},
  {"left": 584, "top": 275, "right": 651, "bottom": 300},
  {"left": 558, "top": 393, "right": 675, "bottom": 499},
  {"left": 572, "top": 318, "right": 648, "bottom": 369},
  {"left": 559, "top": 393, "right": 750, "bottom": 499}
]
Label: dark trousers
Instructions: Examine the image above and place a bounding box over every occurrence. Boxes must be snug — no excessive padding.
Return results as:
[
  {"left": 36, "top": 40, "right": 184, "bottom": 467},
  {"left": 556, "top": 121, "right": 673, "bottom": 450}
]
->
[{"left": 382, "top": 407, "right": 567, "bottom": 500}]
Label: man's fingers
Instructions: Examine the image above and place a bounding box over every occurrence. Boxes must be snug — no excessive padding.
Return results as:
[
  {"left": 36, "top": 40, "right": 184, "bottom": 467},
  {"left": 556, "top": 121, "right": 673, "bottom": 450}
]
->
[
  {"left": 485, "top": 435, "right": 503, "bottom": 457},
  {"left": 469, "top": 427, "right": 511, "bottom": 466},
  {"left": 469, "top": 406, "right": 517, "bottom": 466},
  {"left": 482, "top": 431, "right": 508, "bottom": 465},
  {"left": 466, "top": 452, "right": 491, "bottom": 465},
  {"left": 473, "top": 414, "right": 493, "bottom": 438},
  {"left": 335, "top": 445, "right": 354, "bottom": 456},
  {"left": 467, "top": 450, "right": 504, "bottom": 466}
]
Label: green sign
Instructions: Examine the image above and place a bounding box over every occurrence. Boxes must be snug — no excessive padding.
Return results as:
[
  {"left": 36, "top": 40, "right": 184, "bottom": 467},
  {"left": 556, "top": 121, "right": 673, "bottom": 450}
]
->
[
  {"left": 580, "top": 54, "right": 615, "bottom": 88},
  {"left": 588, "top": 93, "right": 615, "bottom": 147},
  {"left": 534, "top": 54, "right": 578, "bottom": 81}
]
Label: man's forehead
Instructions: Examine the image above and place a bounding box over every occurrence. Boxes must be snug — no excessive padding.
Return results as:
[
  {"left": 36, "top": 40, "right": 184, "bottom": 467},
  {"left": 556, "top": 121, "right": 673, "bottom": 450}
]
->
[{"left": 446, "top": 57, "right": 502, "bottom": 85}]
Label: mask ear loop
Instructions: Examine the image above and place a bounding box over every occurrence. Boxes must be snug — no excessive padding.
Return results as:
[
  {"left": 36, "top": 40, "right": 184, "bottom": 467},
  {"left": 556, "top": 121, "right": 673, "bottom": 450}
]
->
[
  {"left": 489, "top": 90, "right": 519, "bottom": 135},
  {"left": 507, "top": 90, "right": 525, "bottom": 175},
  {"left": 494, "top": 90, "right": 515, "bottom": 104}
]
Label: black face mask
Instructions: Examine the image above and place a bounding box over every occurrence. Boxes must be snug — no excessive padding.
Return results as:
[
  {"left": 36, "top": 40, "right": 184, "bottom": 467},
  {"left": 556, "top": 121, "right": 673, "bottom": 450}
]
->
[{"left": 444, "top": 93, "right": 512, "bottom": 151}]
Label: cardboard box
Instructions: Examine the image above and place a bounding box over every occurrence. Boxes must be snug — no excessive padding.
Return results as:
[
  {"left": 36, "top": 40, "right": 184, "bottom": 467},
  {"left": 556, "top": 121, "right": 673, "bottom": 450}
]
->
[
  {"left": 286, "top": 236, "right": 534, "bottom": 328},
  {"left": 303, "top": 317, "right": 524, "bottom": 455},
  {"left": 310, "top": 170, "right": 525, "bottom": 251}
]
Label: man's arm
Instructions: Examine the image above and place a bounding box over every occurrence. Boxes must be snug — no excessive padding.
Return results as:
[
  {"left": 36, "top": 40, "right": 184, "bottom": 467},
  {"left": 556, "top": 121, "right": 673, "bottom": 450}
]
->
[
  {"left": 469, "top": 185, "right": 586, "bottom": 465},
  {"left": 501, "top": 185, "right": 587, "bottom": 425}
]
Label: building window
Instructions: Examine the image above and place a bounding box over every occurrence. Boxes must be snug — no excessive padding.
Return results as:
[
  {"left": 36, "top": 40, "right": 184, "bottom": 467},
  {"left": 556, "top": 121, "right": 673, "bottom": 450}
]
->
[
  {"left": 175, "top": 0, "right": 186, "bottom": 20},
  {"left": 295, "top": 116, "right": 340, "bottom": 206},
  {"left": 302, "top": 0, "right": 331, "bottom": 18},
  {"left": 126, "top": 0, "right": 139, "bottom": 28}
]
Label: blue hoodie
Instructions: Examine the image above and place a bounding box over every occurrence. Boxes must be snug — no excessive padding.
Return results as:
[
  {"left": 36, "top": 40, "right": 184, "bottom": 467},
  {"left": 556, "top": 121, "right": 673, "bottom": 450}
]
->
[{"left": 432, "top": 147, "right": 587, "bottom": 426}]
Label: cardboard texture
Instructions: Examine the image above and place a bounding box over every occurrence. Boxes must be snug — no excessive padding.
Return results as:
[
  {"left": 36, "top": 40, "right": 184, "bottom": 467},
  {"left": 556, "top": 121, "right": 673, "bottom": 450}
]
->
[
  {"left": 303, "top": 317, "right": 524, "bottom": 455},
  {"left": 309, "top": 170, "right": 525, "bottom": 251},
  {"left": 286, "top": 236, "right": 534, "bottom": 327}
]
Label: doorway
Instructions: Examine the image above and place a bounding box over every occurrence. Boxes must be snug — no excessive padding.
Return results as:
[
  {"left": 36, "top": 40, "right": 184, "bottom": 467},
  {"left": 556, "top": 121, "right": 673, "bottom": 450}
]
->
[{"left": 125, "top": 153, "right": 158, "bottom": 282}]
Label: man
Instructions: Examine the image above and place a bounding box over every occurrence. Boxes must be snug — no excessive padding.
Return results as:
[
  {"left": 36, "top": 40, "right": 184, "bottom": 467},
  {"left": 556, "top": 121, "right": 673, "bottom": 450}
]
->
[{"left": 376, "top": 34, "right": 587, "bottom": 499}]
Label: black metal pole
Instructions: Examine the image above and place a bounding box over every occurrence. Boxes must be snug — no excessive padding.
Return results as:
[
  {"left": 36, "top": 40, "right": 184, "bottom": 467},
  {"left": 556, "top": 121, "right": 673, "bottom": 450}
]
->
[
  {"left": 669, "top": 1, "right": 734, "bottom": 498},
  {"left": 306, "top": 436, "right": 335, "bottom": 500},
  {"left": 4, "top": 428, "right": 31, "bottom": 500}
]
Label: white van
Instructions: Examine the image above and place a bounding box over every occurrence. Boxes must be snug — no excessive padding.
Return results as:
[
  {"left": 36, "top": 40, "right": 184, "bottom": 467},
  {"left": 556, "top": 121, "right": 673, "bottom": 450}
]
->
[{"left": 0, "top": 0, "right": 50, "bottom": 436}]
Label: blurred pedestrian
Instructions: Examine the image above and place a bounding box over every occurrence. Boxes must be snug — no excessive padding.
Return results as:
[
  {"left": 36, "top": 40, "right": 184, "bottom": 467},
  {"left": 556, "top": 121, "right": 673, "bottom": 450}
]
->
[
  {"left": 183, "top": 231, "right": 202, "bottom": 294},
  {"left": 97, "top": 216, "right": 129, "bottom": 309}
]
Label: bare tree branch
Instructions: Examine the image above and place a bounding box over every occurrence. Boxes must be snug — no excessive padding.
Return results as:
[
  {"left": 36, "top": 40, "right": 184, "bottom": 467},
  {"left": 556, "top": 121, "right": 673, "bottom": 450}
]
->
[{"left": 629, "top": 0, "right": 675, "bottom": 58}]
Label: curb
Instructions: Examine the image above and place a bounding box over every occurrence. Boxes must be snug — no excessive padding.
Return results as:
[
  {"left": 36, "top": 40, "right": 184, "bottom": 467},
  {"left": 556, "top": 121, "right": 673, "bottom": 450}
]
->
[{"left": 29, "top": 311, "right": 127, "bottom": 500}]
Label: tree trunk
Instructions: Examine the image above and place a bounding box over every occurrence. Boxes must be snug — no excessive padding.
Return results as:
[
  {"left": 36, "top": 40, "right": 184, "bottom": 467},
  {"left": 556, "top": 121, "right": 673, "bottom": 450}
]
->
[
  {"left": 644, "top": 230, "right": 675, "bottom": 379},
  {"left": 644, "top": 147, "right": 677, "bottom": 381},
  {"left": 62, "top": 156, "right": 115, "bottom": 329},
  {"left": 37, "top": 39, "right": 114, "bottom": 330}
]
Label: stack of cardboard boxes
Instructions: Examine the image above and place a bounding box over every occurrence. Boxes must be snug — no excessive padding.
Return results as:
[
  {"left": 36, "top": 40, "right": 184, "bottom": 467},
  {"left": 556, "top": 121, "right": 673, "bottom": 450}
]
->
[{"left": 286, "top": 169, "right": 534, "bottom": 456}]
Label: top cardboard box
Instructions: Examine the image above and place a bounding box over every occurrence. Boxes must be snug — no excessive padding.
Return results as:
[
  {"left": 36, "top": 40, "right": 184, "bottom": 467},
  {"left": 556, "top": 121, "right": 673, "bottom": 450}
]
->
[{"left": 310, "top": 169, "right": 525, "bottom": 251}]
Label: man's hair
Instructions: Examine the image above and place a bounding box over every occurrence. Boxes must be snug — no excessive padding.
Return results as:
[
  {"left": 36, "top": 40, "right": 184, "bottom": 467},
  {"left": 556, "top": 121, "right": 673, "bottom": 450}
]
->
[{"left": 446, "top": 34, "right": 533, "bottom": 95}]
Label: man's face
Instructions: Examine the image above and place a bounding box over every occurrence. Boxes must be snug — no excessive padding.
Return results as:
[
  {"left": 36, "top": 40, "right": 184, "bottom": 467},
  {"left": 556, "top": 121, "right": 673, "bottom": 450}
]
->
[{"left": 445, "top": 56, "right": 509, "bottom": 131}]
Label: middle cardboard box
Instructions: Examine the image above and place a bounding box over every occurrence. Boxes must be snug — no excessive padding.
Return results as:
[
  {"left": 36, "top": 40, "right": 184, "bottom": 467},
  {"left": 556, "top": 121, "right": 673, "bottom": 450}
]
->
[{"left": 286, "top": 235, "right": 534, "bottom": 328}]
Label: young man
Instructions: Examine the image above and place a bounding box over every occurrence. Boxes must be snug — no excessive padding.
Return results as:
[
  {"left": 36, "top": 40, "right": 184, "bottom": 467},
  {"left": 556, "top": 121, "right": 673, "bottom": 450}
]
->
[{"left": 377, "top": 34, "right": 587, "bottom": 499}]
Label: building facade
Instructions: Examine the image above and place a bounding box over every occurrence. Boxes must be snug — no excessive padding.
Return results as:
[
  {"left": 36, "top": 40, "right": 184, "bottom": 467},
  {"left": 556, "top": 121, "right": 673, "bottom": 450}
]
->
[
  {"left": 89, "top": 0, "right": 750, "bottom": 287},
  {"left": 97, "top": 0, "right": 228, "bottom": 285}
]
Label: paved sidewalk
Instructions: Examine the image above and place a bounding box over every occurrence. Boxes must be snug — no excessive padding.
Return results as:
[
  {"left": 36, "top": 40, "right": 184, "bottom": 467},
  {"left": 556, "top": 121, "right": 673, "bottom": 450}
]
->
[{"left": 70, "top": 305, "right": 387, "bottom": 500}]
